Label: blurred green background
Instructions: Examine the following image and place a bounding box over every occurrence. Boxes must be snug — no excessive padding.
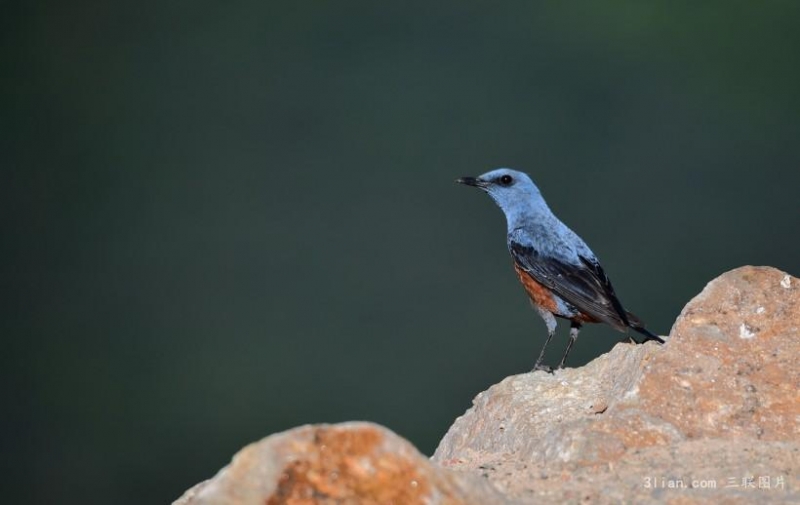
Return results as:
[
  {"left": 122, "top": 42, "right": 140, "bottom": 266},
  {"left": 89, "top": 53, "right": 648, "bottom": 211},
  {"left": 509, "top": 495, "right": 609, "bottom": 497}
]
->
[{"left": 4, "top": 1, "right": 799, "bottom": 504}]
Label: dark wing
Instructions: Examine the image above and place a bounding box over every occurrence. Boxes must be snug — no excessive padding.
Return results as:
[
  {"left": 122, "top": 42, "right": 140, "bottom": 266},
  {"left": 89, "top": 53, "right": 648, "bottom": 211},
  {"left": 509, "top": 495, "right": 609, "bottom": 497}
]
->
[{"left": 509, "top": 241, "right": 630, "bottom": 330}]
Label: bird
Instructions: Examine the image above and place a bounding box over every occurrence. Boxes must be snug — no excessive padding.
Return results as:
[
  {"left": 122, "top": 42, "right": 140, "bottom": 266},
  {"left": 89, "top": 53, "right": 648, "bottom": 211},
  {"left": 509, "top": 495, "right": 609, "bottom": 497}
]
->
[{"left": 456, "top": 168, "right": 663, "bottom": 371}]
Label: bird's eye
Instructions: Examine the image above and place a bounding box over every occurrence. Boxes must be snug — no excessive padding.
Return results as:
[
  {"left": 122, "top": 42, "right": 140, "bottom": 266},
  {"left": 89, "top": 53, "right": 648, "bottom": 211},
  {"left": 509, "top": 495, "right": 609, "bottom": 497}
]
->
[{"left": 499, "top": 175, "right": 513, "bottom": 186}]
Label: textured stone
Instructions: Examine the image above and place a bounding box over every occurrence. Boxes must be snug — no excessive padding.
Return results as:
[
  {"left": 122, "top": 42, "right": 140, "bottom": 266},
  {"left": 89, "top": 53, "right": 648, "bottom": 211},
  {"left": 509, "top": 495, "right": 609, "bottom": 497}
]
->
[
  {"left": 176, "top": 266, "right": 799, "bottom": 504},
  {"left": 635, "top": 266, "right": 800, "bottom": 441},
  {"left": 433, "top": 266, "right": 799, "bottom": 503},
  {"left": 173, "top": 422, "right": 508, "bottom": 505},
  {"left": 433, "top": 340, "right": 668, "bottom": 467}
]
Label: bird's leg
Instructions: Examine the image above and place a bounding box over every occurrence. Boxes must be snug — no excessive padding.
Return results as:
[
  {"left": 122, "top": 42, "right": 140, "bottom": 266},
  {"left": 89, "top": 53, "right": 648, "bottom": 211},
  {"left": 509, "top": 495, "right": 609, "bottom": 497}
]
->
[
  {"left": 533, "top": 307, "right": 557, "bottom": 372},
  {"left": 557, "top": 322, "right": 582, "bottom": 369},
  {"left": 533, "top": 330, "right": 555, "bottom": 372}
]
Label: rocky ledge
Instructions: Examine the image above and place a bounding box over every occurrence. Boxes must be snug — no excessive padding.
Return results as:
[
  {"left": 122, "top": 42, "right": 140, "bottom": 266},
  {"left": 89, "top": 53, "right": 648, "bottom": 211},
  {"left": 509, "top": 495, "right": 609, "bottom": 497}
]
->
[{"left": 175, "top": 266, "right": 799, "bottom": 504}]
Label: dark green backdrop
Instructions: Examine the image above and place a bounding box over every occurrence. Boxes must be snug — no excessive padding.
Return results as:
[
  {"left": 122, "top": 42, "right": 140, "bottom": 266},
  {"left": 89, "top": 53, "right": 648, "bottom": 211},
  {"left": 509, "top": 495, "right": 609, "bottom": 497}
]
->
[{"left": 4, "top": 2, "right": 799, "bottom": 504}]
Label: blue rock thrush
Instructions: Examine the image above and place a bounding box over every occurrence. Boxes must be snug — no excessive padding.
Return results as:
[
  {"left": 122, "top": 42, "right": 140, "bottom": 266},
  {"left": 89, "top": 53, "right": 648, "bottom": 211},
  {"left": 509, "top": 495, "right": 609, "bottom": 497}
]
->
[{"left": 457, "top": 168, "right": 664, "bottom": 371}]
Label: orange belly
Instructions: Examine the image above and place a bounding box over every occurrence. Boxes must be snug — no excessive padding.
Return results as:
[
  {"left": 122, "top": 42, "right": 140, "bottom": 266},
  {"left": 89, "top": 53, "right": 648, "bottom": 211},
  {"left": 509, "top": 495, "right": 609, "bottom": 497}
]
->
[
  {"left": 513, "top": 263, "right": 559, "bottom": 313},
  {"left": 513, "top": 263, "right": 599, "bottom": 323}
]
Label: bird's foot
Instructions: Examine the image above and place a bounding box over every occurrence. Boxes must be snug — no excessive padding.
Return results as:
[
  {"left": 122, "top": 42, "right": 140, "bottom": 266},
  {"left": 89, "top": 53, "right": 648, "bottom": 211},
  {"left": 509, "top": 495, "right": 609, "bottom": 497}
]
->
[{"left": 532, "top": 363, "right": 554, "bottom": 374}]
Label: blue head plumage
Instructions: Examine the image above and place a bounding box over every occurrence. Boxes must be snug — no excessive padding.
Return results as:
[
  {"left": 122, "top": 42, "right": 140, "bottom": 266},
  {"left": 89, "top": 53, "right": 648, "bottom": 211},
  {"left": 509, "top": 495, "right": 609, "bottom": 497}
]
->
[{"left": 456, "top": 168, "right": 553, "bottom": 233}]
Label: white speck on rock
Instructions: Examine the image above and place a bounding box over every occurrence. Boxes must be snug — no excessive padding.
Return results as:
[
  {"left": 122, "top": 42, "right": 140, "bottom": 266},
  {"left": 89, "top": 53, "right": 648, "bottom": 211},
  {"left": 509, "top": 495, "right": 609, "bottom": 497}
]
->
[
  {"left": 739, "top": 323, "right": 756, "bottom": 339},
  {"left": 781, "top": 275, "right": 792, "bottom": 289},
  {"left": 756, "top": 307, "right": 765, "bottom": 314}
]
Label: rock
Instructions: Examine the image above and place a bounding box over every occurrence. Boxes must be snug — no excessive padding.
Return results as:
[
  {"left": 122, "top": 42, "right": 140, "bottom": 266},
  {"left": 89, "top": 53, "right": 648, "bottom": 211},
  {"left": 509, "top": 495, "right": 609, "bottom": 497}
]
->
[
  {"left": 173, "top": 422, "right": 508, "bottom": 505},
  {"left": 433, "top": 266, "right": 799, "bottom": 503},
  {"left": 175, "top": 266, "right": 799, "bottom": 504},
  {"left": 637, "top": 266, "right": 799, "bottom": 441}
]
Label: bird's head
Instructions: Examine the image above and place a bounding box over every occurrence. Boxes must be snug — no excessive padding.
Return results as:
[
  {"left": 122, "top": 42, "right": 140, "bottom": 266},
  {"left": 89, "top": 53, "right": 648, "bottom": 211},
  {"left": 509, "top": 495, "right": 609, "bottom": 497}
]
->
[{"left": 456, "top": 168, "right": 545, "bottom": 219}]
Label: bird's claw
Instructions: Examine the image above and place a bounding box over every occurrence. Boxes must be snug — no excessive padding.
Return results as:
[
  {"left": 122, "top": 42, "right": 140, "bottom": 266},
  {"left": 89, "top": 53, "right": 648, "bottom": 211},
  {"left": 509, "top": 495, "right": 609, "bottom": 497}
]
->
[{"left": 532, "top": 363, "right": 554, "bottom": 374}]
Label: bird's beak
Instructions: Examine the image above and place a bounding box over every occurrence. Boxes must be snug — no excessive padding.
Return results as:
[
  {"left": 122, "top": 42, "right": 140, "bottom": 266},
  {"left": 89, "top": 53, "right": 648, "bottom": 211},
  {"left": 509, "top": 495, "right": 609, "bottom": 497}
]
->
[{"left": 456, "top": 176, "right": 487, "bottom": 188}]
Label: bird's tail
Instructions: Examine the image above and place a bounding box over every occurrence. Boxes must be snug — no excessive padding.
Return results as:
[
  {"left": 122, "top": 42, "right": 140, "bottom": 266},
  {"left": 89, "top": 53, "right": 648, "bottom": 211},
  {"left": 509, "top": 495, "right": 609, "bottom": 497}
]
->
[{"left": 625, "top": 311, "right": 665, "bottom": 344}]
